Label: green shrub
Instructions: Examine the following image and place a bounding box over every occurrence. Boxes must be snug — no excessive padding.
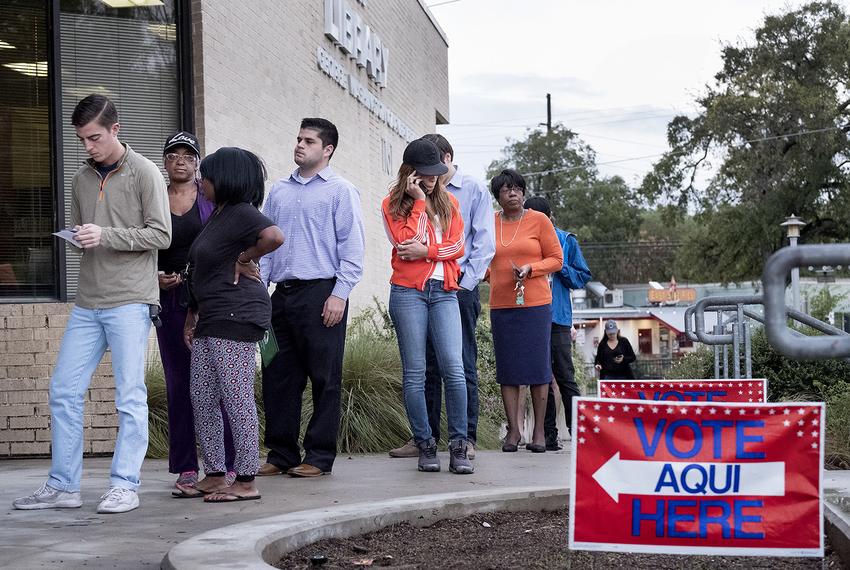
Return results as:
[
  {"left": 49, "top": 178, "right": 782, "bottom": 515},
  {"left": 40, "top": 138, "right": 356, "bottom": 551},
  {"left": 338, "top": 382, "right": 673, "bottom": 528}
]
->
[{"left": 666, "top": 327, "right": 850, "bottom": 468}]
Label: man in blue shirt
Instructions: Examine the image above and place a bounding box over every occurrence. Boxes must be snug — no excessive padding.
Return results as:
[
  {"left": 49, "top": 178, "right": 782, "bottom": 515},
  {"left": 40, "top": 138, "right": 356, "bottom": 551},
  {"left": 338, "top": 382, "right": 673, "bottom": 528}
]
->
[
  {"left": 389, "top": 134, "right": 495, "bottom": 458},
  {"left": 259, "top": 118, "right": 365, "bottom": 478},
  {"left": 524, "top": 197, "right": 591, "bottom": 451}
]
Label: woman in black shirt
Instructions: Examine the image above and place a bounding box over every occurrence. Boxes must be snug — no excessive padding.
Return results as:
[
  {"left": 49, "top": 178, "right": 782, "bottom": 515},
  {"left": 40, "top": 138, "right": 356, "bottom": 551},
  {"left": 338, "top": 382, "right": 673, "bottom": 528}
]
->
[
  {"left": 594, "top": 319, "right": 636, "bottom": 379},
  {"left": 175, "top": 147, "right": 283, "bottom": 502}
]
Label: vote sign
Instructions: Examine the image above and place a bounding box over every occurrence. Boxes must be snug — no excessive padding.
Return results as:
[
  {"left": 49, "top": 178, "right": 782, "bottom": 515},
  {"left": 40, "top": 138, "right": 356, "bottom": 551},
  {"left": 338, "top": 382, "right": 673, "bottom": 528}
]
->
[
  {"left": 569, "top": 398, "right": 824, "bottom": 556},
  {"left": 598, "top": 379, "right": 768, "bottom": 403}
]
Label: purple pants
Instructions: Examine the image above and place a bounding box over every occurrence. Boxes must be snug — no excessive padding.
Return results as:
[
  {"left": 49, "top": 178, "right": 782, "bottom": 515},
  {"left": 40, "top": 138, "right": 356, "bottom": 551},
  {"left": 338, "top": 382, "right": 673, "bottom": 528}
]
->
[{"left": 156, "top": 285, "right": 235, "bottom": 474}]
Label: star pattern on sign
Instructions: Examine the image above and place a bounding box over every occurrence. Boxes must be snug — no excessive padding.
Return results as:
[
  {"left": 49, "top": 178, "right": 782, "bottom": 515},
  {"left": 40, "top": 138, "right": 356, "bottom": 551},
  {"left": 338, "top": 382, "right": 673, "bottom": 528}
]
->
[
  {"left": 783, "top": 420, "right": 791, "bottom": 427},
  {"left": 798, "top": 408, "right": 806, "bottom": 415},
  {"left": 812, "top": 442, "right": 819, "bottom": 449},
  {"left": 797, "top": 430, "right": 804, "bottom": 437},
  {"left": 579, "top": 403, "right": 586, "bottom": 410},
  {"left": 579, "top": 437, "right": 586, "bottom": 444},
  {"left": 812, "top": 419, "right": 819, "bottom": 426},
  {"left": 607, "top": 416, "right": 615, "bottom": 423},
  {"left": 738, "top": 390, "right": 744, "bottom": 395},
  {"left": 724, "top": 409, "right": 732, "bottom": 415},
  {"left": 695, "top": 408, "right": 703, "bottom": 415},
  {"left": 593, "top": 426, "right": 600, "bottom": 433},
  {"left": 709, "top": 408, "right": 717, "bottom": 415},
  {"left": 622, "top": 405, "right": 630, "bottom": 412},
  {"left": 652, "top": 407, "right": 659, "bottom": 413},
  {"left": 666, "top": 407, "right": 675, "bottom": 414},
  {"left": 637, "top": 406, "right": 645, "bottom": 413},
  {"left": 754, "top": 409, "right": 761, "bottom": 415},
  {"left": 620, "top": 392, "right": 626, "bottom": 397},
  {"left": 769, "top": 409, "right": 777, "bottom": 415},
  {"left": 593, "top": 415, "right": 601, "bottom": 422},
  {"left": 608, "top": 404, "right": 616, "bottom": 411},
  {"left": 812, "top": 431, "right": 819, "bottom": 437},
  {"left": 738, "top": 409, "right": 746, "bottom": 415},
  {"left": 783, "top": 409, "right": 791, "bottom": 415},
  {"left": 680, "top": 407, "right": 688, "bottom": 414},
  {"left": 798, "top": 420, "right": 805, "bottom": 426},
  {"left": 578, "top": 425, "right": 586, "bottom": 433},
  {"left": 594, "top": 404, "right": 601, "bottom": 411}
]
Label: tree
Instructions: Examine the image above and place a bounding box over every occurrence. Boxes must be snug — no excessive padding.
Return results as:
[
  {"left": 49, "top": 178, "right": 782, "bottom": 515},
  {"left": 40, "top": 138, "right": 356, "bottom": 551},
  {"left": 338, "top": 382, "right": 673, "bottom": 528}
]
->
[
  {"left": 487, "top": 124, "right": 642, "bottom": 242},
  {"left": 641, "top": 1, "right": 850, "bottom": 282}
]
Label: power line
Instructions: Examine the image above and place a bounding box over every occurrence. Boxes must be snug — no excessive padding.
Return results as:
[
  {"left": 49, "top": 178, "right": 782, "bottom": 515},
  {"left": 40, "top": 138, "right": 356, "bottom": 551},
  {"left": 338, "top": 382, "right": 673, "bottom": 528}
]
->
[
  {"left": 428, "top": 0, "right": 462, "bottom": 7},
  {"left": 519, "top": 124, "right": 849, "bottom": 178}
]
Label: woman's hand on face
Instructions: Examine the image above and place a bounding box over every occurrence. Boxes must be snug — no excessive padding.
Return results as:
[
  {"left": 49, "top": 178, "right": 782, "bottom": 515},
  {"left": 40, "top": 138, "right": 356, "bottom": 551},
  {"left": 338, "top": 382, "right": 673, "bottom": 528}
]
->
[
  {"left": 158, "top": 272, "right": 182, "bottom": 291},
  {"left": 233, "top": 260, "right": 261, "bottom": 285},
  {"left": 405, "top": 173, "right": 426, "bottom": 200}
]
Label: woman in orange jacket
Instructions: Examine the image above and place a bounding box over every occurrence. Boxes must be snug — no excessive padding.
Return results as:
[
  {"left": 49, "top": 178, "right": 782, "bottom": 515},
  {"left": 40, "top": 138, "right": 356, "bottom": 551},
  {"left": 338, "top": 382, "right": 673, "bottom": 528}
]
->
[{"left": 381, "top": 138, "right": 473, "bottom": 475}]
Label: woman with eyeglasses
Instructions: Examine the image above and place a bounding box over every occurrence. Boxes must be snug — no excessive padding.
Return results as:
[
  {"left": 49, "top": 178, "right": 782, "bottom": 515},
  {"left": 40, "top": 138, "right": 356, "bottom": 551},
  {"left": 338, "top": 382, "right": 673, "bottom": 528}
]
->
[
  {"left": 156, "top": 132, "right": 236, "bottom": 491},
  {"left": 487, "top": 169, "right": 563, "bottom": 453}
]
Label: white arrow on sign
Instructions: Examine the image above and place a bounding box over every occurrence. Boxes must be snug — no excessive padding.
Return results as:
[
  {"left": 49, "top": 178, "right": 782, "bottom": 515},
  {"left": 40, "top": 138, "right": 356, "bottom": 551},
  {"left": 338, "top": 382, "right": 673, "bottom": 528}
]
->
[{"left": 592, "top": 452, "right": 785, "bottom": 502}]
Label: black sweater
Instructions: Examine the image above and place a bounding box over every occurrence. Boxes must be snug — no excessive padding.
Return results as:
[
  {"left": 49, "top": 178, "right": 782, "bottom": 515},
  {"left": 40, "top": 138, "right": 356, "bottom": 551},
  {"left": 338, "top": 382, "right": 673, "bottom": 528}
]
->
[{"left": 595, "top": 337, "right": 637, "bottom": 379}]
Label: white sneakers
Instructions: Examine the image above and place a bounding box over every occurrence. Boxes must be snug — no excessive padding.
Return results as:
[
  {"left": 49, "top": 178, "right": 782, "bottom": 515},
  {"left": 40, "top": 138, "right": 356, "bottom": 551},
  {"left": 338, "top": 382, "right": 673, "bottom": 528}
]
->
[
  {"left": 12, "top": 483, "right": 139, "bottom": 514},
  {"left": 97, "top": 487, "right": 139, "bottom": 514},
  {"left": 12, "top": 483, "right": 82, "bottom": 510}
]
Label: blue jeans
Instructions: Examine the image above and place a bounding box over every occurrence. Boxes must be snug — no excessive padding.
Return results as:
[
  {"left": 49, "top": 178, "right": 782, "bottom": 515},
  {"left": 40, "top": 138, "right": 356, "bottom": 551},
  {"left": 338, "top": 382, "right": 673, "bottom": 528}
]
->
[
  {"left": 389, "top": 281, "right": 468, "bottom": 444},
  {"left": 48, "top": 303, "right": 151, "bottom": 492},
  {"left": 425, "top": 285, "right": 481, "bottom": 443}
]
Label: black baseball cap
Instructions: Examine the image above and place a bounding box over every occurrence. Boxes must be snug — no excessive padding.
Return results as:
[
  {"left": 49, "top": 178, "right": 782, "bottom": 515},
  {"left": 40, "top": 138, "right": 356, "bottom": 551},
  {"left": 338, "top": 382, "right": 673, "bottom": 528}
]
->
[
  {"left": 403, "top": 138, "right": 448, "bottom": 176},
  {"left": 163, "top": 131, "right": 201, "bottom": 157}
]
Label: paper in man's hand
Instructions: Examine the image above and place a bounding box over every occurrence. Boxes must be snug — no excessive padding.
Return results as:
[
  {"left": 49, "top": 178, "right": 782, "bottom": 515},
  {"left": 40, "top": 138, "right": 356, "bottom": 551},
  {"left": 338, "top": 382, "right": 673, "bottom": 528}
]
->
[{"left": 53, "top": 228, "right": 82, "bottom": 248}]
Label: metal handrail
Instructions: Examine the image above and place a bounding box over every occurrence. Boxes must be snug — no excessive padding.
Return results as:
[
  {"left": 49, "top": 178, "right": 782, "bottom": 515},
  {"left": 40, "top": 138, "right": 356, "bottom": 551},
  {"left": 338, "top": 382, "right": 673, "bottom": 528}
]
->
[{"left": 762, "top": 244, "right": 850, "bottom": 359}]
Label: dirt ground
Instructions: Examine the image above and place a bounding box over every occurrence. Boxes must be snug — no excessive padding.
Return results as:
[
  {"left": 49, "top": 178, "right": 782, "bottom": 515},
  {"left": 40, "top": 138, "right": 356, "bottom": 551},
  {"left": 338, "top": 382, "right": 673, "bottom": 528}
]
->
[{"left": 277, "top": 509, "right": 842, "bottom": 569}]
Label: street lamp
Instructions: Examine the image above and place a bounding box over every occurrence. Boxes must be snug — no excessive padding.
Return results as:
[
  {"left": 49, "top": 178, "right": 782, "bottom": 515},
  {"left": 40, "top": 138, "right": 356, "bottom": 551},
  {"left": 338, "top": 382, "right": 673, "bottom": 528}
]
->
[{"left": 781, "top": 214, "right": 806, "bottom": 311}]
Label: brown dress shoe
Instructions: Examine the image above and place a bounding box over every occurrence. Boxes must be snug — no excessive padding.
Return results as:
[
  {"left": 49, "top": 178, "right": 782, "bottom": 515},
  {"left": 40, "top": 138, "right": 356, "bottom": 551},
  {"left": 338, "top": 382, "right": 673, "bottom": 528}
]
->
[
  {"left": 287, "top": 463, "right": 326, "bottom": 478},
  {"left": 257, "top": 463, "right": 285, "bottom": 476},
  {"left": 388, "top": 438, "right": 419, "bottom": 458}
]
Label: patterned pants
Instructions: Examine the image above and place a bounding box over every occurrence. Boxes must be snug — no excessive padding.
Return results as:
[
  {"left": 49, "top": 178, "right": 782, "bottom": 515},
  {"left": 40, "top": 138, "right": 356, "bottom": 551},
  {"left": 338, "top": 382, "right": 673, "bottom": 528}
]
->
[{"left": 190, "top": 336, "right": 260, "bottom": 478}]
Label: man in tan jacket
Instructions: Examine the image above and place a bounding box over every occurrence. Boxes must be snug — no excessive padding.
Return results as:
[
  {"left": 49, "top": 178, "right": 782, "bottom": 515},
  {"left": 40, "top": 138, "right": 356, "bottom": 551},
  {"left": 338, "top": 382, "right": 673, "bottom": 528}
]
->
[{"left": 13, "top": 94, "right": 171, "bottom": 514}]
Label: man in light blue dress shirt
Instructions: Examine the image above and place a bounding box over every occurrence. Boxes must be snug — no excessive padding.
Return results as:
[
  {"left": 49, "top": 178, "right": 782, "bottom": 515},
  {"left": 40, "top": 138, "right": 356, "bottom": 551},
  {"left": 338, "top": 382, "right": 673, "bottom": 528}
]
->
[
  {"left": 389, "top": 134, "right": 495, "bottom": 458},
  {"left": 259, "top": 118, "right": 365, "bottom": 478}
]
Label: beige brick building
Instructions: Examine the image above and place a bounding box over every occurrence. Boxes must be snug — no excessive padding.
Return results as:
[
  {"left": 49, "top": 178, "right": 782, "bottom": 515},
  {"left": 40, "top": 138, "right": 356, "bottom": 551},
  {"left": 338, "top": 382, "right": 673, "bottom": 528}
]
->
[{"left": 0, "top": 0, "right": 448, "bottom": 457}]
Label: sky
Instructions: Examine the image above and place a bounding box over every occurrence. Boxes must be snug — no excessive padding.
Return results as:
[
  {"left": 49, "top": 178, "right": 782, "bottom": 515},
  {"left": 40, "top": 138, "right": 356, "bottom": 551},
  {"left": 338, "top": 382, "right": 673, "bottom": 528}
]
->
[{"left": 430, "top": 0, "right": 847, "bottom": 185}]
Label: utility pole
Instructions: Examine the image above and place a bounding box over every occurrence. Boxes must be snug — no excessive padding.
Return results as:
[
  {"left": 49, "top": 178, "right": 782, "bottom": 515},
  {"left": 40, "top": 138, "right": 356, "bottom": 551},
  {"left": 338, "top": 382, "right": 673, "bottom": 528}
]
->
[{"left": 546, "top": 92, "right": 552, "bottom": 133}]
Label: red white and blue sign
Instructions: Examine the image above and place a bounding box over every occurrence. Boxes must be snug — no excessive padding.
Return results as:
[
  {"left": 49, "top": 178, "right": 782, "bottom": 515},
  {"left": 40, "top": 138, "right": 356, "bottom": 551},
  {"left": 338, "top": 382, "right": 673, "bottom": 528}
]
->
[
  {"left": 569, "top": 398, "right": 824, "bottom": 556},
  {"left": 598, "top": 379, "right": 768, "bottom": 403}
]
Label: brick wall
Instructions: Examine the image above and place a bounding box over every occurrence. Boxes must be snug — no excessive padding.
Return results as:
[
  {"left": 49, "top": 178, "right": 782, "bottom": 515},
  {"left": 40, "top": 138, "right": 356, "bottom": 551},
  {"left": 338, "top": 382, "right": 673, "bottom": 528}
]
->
[
  {"left": 0, "top": 303, "right": 160, "bottom": 458},
  {"left": 193, "top": 0, "right": 450, "bottom": 312}
]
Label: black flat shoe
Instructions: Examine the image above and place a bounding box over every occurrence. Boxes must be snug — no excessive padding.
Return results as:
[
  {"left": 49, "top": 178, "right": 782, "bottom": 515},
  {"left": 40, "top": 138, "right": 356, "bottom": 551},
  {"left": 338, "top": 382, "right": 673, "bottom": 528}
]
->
[
  {"left": 526, "top": 443, "right": 547, "bottom": 453},
  {"left": 501, "top": 442, "right": 518, "bottom": 452}
]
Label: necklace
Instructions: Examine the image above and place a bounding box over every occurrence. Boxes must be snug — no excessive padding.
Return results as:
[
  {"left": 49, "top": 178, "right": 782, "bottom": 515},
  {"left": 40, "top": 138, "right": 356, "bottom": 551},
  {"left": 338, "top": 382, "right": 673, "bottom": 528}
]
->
[{"left": 498, "top": 209, "right": 525, "bottom": 247}]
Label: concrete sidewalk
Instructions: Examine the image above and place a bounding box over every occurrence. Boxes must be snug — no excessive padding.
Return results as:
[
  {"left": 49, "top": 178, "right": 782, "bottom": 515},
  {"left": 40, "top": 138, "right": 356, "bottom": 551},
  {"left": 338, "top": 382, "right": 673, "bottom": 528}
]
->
[{"left": 0, "top": 451, "right": 572, "bottom": 569}]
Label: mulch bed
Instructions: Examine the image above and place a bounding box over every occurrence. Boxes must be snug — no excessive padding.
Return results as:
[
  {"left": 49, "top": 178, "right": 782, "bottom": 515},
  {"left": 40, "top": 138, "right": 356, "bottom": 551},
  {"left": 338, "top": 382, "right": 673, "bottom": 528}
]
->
[
  {"left": 276, "top": 510, "right": 842, "bottom": 570},
  {"left": 277, "top": 509, "right": 841, "bottom": 569}
]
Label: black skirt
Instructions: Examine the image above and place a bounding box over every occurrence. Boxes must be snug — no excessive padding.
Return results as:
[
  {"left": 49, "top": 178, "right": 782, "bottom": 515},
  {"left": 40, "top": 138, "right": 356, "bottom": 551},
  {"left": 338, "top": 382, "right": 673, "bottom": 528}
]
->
[{"left": 491, "top": 304, "right": 552, "bottom": 386}]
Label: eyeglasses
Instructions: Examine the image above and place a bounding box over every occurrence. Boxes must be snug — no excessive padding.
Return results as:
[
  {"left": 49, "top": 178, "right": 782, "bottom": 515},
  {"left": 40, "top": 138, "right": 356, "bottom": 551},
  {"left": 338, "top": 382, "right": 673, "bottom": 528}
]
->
[
  {"left": 165, "top": 153, "right": 197, "bottom": 163},
  {"left": 499, "top": 185, "right": 524, "bottom": 195}
]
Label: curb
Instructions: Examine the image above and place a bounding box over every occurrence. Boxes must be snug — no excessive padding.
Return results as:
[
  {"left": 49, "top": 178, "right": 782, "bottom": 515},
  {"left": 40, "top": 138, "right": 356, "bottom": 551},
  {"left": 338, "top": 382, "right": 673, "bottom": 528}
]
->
[
  {"left": 162, "top": 486, "right": 567, "bottom": 570},
  {"left": 824, "top": 496, "right": 850, "bottom": 568}
]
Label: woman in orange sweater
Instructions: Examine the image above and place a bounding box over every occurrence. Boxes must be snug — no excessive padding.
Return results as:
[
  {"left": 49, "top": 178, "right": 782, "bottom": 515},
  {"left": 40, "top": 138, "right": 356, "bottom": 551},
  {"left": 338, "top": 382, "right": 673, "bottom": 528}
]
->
[
  {"left": 381, "top": 138, "right": 473, "bottom": 475},
  {"left": 488, "top": 169, "right": 563, "bottom": 453}
]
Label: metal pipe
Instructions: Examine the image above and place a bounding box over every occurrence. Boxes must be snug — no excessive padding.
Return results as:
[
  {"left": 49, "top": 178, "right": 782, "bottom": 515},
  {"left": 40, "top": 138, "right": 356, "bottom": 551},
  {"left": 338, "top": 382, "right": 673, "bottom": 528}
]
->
[
  {"left": 744, "top": 322, "right": 752, "bottom": 379},
  {"left": 763, "top": 244, "right": 850, "bottom": 359},
  {"left": 694, "top": 295, "right": 763, "bottom": 345},
  {"left": 713, "top": 325, "right": 720, "bottom": 378},
  {"left": 732, "top": 318, "right": 741, "bottom": 379}
]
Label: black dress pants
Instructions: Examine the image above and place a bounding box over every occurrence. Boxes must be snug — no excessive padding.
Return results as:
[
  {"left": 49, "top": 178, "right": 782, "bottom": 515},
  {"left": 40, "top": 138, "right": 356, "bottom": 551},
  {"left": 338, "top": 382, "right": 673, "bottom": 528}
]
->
[
  {"left": 544, "top": 323, "right": 581, "bottom": 440},
  {"left": 262, "top": 279, "right": 347, "bottom": 472}
]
